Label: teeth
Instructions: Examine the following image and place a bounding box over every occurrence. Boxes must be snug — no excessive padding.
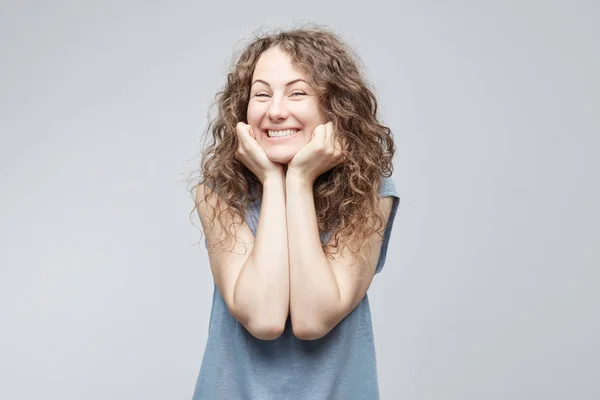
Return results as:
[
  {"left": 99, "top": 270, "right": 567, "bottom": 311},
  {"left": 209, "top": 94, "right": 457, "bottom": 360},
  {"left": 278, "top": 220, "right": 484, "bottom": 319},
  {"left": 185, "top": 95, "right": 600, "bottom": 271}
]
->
[{"left": 268, "top": 129, "right": 297, "bottom": 137}]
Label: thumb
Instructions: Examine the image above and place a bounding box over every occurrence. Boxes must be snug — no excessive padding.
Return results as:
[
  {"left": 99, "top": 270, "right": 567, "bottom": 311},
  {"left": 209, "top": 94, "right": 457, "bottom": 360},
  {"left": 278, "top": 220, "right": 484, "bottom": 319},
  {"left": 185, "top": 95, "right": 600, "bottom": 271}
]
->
[
  {"left": 311, "top": 124, "right": 323, "bottom": 141},
  {"left": 236, "top": 122, "right": 253, "bottom": 144}
]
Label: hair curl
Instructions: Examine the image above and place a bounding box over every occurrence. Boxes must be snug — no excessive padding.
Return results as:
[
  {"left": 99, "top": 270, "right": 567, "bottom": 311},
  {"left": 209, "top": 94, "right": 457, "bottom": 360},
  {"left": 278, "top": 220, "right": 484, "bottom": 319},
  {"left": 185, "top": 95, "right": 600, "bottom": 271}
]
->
[{"left": 190, "top": 25, "right": 395, "bottom": 263}]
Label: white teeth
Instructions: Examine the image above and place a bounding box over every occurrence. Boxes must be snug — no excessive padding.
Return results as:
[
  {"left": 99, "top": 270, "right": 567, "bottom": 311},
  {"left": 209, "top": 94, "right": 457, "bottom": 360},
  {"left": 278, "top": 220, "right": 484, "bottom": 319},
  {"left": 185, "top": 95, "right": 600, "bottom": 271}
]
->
[{"left": 267, "top": 129, "right": 297, "bottom": 137}]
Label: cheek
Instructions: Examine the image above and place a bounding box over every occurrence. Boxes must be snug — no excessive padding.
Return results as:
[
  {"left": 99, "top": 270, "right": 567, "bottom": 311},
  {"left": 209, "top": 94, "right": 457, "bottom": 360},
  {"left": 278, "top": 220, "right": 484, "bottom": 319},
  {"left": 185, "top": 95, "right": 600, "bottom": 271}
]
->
[
  {"left": 246, "top": 106, "right": 256, "bottom": 125},
  {"left": 246, "top": 104, "right": 267, "bottom": 144},
  {"left": 246, "top": 102, "right": 265, "bottom": 124},
  {"left": 296, "top": 101, "right": 325, "bottom": 123}
]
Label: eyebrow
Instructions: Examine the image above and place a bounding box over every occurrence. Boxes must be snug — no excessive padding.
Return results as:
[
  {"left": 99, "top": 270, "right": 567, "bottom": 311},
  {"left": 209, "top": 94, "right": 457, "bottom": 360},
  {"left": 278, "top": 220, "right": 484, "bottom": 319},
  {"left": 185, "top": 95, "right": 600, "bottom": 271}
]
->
[{"left": 251, "top": 78, "right": 308, "bottom": 88}]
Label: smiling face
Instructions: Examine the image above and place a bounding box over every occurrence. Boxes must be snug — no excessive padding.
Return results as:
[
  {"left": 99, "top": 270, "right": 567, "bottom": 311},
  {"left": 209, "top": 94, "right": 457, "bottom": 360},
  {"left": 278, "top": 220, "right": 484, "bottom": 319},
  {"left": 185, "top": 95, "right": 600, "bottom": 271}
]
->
[{"left": 247, "top": 46, "right": 326, "bottom": 164}]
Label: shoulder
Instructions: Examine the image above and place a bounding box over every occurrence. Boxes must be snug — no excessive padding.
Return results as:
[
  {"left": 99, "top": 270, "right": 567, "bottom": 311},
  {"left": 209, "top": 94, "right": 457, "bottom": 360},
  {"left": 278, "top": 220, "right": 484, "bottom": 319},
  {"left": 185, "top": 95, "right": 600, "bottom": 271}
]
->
[
  {"left": 194, "top": 183, "right": 247, "bottom": 235},
  {"left": 378, "top": 175, "right": 400, "bottom": 199},
  {"left": 194, "top": 183, "right": 218, "bottom": 225}
]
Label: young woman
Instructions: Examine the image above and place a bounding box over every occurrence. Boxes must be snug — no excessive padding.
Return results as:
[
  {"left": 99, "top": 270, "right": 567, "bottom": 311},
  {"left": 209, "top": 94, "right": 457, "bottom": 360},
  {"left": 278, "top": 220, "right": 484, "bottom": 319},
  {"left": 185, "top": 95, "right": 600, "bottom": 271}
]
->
[{"left": 191, "top": 26, "right": 400, "bottom": 400}]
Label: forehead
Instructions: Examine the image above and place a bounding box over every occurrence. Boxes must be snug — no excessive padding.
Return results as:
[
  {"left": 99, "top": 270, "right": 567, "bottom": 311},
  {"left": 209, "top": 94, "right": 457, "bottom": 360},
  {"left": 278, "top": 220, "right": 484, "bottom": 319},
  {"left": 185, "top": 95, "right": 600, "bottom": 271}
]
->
[{"left": 252, "top": 47, "right": 307, "bottom": 82}]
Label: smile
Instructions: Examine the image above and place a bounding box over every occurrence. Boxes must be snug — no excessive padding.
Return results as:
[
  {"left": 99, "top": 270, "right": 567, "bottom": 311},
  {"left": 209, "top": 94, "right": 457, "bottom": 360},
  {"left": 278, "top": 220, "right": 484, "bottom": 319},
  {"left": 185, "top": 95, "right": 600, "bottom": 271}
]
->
[{"left": 267, "top": 129, "right": 299, "bottom": 138}]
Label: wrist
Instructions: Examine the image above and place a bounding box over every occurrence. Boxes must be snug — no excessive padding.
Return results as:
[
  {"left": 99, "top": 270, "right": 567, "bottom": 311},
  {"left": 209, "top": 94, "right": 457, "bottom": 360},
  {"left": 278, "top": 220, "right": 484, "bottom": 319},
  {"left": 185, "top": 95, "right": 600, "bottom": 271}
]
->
[
  {"left": 285, "top": 169, "right": 314, "bottom": 187},
  {"left": 262, "top": 170, "right": 285, "bottom": 187}
]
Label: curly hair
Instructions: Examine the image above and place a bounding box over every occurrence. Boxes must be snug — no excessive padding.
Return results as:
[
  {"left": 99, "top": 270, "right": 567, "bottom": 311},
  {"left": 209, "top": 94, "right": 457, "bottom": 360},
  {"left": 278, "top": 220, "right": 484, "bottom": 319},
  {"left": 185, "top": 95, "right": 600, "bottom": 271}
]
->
[{"left": 191, "top": 25, "right": 395, "bottom": 262}]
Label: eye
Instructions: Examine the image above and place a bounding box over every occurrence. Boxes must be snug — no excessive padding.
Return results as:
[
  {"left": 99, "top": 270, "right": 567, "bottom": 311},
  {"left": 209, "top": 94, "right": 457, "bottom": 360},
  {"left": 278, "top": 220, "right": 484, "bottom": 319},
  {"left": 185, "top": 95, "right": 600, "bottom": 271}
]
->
[
  {"left": 291, "top": 91, "right": 306, "bottom": 97},
  {"left": 254, "top": 92, "right": 270, "bottom": 98}
]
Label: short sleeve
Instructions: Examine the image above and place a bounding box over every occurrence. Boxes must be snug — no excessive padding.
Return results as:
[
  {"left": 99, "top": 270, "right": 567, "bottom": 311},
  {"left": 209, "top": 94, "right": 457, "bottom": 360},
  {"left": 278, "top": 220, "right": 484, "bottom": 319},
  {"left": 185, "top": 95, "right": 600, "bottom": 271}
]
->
[{"left": 375, "top": 176, "right": 400, "bottom": 274}]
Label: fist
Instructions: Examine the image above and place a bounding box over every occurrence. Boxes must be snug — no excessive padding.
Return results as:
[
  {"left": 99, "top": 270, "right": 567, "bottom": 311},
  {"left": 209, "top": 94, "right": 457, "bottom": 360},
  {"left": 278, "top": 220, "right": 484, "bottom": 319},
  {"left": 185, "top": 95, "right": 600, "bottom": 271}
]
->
[
  {"left": 287, "top": 122, "right": 345, "bottom": 183},
  {"left": 234, "top": 122, "right": 283, "bottom": 183}
]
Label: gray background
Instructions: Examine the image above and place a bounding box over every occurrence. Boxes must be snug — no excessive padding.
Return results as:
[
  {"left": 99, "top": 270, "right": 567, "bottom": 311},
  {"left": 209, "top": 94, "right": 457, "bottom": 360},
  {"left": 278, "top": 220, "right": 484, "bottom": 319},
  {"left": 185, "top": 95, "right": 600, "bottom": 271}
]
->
[{"left": 1, "top": 1, "right": 598, "bottom": 399}]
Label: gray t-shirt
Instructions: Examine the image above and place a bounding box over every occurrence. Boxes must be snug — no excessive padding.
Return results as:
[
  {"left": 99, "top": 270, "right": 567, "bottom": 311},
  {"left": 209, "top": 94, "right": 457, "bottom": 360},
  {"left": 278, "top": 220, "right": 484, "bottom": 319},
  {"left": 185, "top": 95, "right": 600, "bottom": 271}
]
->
[{"left": 192, "top": 176, "right": 400, "bottom": 400}]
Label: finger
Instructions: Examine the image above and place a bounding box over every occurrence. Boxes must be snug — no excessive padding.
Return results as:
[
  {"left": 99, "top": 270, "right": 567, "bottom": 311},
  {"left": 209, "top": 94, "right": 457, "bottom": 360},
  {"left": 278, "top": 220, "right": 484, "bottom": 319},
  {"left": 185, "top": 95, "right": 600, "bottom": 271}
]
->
[
  {"left": 238, "top": 124, "right": 267, "bottom": 162},
  {"left": 325, "top": 122, "right": 340, "bottom": 156},
  {"left": 245, "top": 126, "right": 261, "bottom": 148},
  {"left": 310, "top": 123, "right": 322, "bottom": 141},
  {"left": 325, "top": 122, "right": 338, "bottom": 149},
  {"left": 236, "top": 123, "right": 253, "bottom": 148},
  {"left": 316, "top": 124, "right": 327, "bottom": 149},
  {"left": 325, "top": 121, "right": 334, "bottom": 140},
  {"left": 236, "top": 121, "right": 250, "bottom": 134},
  {"left": 326, "top": 122, "right": 344, "bottom": 160}
]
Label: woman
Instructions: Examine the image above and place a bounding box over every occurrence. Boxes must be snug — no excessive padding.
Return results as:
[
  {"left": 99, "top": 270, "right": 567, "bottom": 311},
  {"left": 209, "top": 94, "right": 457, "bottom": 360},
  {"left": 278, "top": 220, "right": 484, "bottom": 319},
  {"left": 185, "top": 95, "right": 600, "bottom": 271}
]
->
[{"left": 191, "top": 26, "right": 400, "bottom": 400}]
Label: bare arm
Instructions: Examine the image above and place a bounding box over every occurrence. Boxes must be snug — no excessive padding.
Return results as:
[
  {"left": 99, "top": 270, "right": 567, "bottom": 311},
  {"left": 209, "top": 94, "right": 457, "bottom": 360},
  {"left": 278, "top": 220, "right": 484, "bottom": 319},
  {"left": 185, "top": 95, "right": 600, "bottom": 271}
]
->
[
  {"left": 286, "top": 171, "right": 394, "bottom": 340},
  {"left": 195, "top": 176, "right": 289, "bottom": 340}
]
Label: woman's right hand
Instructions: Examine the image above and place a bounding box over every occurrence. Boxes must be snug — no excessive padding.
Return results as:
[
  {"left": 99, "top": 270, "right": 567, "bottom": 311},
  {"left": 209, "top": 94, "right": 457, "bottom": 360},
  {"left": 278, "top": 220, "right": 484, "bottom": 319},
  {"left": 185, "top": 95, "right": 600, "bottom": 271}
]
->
[{"left": 235, "top": 122, "right": 283, "bottom": 184}]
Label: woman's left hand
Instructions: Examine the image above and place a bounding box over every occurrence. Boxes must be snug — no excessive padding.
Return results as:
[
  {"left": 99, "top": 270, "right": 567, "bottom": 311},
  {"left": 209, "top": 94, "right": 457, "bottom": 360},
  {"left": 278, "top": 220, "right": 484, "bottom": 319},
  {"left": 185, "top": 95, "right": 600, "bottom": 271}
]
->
[{"left": 287, "top": 122, "right": 345, "bottom": 184}]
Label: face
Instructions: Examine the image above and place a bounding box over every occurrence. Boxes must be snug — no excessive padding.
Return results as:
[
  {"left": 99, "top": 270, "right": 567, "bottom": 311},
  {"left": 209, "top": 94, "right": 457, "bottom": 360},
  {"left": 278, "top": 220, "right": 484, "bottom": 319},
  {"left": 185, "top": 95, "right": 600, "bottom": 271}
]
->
[{"left": 247, "top": 47, "right": 326, "bottom": 164}]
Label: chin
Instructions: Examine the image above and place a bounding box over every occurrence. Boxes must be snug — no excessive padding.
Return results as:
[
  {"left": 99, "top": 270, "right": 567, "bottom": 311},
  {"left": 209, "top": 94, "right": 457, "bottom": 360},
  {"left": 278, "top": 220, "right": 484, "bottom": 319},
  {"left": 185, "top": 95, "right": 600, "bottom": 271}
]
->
[{"left": 266, "top": 149, "right": 297, "bottom": 165}]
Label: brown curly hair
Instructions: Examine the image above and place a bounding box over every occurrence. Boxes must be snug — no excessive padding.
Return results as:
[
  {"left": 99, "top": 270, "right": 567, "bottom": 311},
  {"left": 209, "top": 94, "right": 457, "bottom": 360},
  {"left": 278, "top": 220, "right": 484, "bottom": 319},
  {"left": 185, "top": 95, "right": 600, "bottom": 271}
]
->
[{"left": 191, "top": 25, "right": 395, "bottom": 261}]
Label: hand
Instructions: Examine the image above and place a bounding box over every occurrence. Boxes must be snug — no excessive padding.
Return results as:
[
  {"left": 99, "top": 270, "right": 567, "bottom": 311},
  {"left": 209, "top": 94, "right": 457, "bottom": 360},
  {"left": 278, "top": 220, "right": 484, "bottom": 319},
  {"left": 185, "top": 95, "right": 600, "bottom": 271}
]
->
[
  {"left": 287, "top": 122, "right": 345, "bottom": 184},
  {"left": 235, "top": 122, "right": 284, "bottom": 184}
]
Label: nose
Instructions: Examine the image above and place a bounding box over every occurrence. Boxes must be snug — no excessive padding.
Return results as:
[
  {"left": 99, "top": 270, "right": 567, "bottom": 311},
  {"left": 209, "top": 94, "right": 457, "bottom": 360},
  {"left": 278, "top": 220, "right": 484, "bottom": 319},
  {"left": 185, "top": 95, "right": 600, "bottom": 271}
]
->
[{"left": 266, "top": 97, "right": 289, "bottom": 120}]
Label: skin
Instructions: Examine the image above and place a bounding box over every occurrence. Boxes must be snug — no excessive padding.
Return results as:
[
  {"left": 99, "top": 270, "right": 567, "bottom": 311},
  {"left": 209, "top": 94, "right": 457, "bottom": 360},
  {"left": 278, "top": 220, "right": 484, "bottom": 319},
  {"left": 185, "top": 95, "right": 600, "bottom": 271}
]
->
[
  {"left": 204, "top": 46, "right": 394, "bottom": 340},
  {"left": 246, "top": 46, "right": 328, "bottom": 166}
]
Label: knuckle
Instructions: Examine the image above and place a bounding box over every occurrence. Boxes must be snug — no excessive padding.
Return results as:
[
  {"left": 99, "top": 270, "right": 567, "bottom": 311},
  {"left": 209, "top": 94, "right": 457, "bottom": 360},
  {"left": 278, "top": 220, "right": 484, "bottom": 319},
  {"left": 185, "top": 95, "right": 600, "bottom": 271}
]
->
[{"left": 236, "top": 122, "right": 248, "bottom": 135}]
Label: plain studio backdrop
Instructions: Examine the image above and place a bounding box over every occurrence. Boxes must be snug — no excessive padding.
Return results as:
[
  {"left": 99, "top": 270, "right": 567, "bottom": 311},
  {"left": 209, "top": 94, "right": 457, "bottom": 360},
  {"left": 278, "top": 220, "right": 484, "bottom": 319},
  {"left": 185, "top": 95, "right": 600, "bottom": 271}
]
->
[{"left": 1, "top": 1, "right": 598, "bottom": 399}]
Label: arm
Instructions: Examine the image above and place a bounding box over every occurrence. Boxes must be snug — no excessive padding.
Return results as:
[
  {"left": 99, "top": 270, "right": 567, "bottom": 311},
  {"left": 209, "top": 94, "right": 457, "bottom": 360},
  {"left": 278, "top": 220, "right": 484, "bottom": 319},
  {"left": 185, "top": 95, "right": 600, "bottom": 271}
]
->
[
  {"left": 286, "top": 172, "right": 394, "bottom": 340},
  {"left": 195, "top": 176, "right": 289, "bottom": 340}
]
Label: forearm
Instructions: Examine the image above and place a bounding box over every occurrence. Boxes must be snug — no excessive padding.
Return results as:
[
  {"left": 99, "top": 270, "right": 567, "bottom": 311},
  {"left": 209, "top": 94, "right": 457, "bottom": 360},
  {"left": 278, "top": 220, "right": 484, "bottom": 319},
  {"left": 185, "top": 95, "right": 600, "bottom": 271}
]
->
[
  {"left": 234, "top": 174, "right": 289, "bottom": 334},
  {"left": 286, "top": 172, "right": 341, "bottom": 336}
]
